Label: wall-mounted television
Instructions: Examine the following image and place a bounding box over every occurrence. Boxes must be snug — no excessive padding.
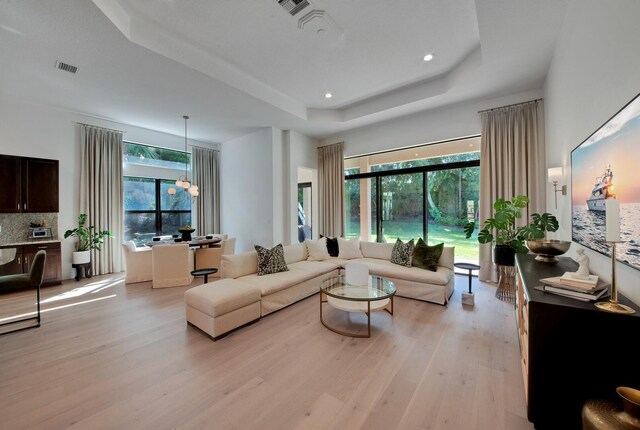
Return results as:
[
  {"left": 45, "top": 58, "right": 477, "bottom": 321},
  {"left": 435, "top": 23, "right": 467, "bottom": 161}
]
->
[{"left": 571, "top": 92, "right": 640, "bottom": 271}]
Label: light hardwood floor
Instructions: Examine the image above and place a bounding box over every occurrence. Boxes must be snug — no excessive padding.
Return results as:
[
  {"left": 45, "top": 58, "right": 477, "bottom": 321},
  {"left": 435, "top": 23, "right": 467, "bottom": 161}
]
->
[{"left": 0, "top": 273, "right": 534, "bottom": 430}]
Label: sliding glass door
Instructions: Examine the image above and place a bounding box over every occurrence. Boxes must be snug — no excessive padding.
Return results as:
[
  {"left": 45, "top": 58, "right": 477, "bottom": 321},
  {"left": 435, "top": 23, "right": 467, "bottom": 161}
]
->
[
  {"left": 379, "top": 173, "right": 424, "bottom": 242},
  {"left": 345, "top": 159, "right": 480, "bottom": 263}
]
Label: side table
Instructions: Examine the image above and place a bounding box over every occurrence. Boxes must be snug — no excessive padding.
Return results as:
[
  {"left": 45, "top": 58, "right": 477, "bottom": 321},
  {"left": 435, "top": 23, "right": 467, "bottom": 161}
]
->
[
  {"left": 454, "top": 262, "right": 480, "bottom": 306},
  {"left": 191, "top": 268, "right": 218, "bottom": 284},
  {"left": 72, "top": 262, "right": 92, "bottom": 281}
]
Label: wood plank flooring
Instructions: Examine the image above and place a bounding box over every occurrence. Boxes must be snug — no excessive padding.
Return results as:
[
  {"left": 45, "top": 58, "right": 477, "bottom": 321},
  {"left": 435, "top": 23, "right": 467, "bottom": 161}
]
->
[{"left": 0, "top": 273, "right": 534, "bottom": 430}]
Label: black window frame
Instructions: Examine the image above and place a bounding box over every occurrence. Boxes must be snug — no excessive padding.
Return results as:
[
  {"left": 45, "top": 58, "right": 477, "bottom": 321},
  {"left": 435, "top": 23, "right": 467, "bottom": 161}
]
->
[{"left": 124, "top": 176, "right": 191, "bottom": 242}]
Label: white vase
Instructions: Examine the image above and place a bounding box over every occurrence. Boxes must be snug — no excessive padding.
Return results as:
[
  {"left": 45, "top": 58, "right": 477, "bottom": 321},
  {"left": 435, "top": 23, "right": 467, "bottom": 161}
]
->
[{"left": 72, "top": 250, "right": 91, "bottom": 264}]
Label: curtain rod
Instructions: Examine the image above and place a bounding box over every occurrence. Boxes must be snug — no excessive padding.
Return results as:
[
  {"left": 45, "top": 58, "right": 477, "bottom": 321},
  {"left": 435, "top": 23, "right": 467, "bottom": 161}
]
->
[
  {"left": 478, "top": 98, "right": 542, "bottom": 114},
  {"left": 77, "top": 122, "right": 126, "bottom": 134},
  {"left": 317, "top": 141, "right": 344, "bottom": 149}
]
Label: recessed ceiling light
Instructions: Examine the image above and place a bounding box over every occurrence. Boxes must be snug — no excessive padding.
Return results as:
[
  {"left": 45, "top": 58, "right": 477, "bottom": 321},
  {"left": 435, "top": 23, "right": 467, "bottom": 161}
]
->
[
  {"left": 423, "top": 54, "right": 434, "bottom": 62},
  {"left": 325, "top": 92, "right": 333, "bottom": 99}
]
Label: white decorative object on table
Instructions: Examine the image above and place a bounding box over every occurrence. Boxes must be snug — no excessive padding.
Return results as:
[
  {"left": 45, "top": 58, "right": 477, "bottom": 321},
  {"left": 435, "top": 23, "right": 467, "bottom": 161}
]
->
[
  {"left": 345, "top": 262, "right": 369, "bottom": 286},
  {"left": 572, "top": 248, "right": 590, "bottom": 280}
]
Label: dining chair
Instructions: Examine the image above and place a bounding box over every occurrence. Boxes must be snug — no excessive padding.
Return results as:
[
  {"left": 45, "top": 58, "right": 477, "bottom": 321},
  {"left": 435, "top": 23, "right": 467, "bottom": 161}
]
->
[
  {"left": 194, "top": 237, "right": 236, "bottom": 276},
  {"left": 151, "top": 244, "right": 193, "bottom": 288},
  {"left": 121, "top": 241, "right": 152, "bottom": 284},
  {"left": 0, "top": 250, "right": 46, "bottom": 334}
]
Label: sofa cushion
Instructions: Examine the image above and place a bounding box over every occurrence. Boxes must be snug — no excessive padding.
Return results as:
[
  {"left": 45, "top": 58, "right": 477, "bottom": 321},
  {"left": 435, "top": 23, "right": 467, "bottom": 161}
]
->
[
  {"left": 356, "top": 258, "right": 452, "bottom": 285},
  {"left": 221, "top": 252, "right": 258, "bottom": 279},
  {"left": 284, "top": 243, "right": 307, "bottom": 264},
  {"left": 184, "top": 279, "right": 261, "bottom": 317},
  {"left": 412, "top": 239, "right": 444, "bottom": 272},
  {"left": 360, "top": 241, "right": 394, "bottom": 260},
  {"left": 306, "top": 238, "right": 331, "bottom": 261},
  {"left": 438, "top": 246, "right": 455, "bottom": 271},
  {"left": 338, "top": 237, "right": 363, "bottom": 259},
  {"left": 255, "top": 244, "right": 289, "bottom": 276},
  {"left": 238, "top": 269, "right": 318, "bottom": 296},
  {"left": 391, "top": 239, "right": 414, "bottom": 267},
  {"left": 288, "top": 260, "right": 339, "bottom": 276}
]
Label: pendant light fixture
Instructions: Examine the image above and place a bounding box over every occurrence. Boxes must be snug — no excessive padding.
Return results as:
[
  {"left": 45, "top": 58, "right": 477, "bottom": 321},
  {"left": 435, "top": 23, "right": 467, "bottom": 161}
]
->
[{"left": 168, "top": 115, "right": 199, "bottom": 197}]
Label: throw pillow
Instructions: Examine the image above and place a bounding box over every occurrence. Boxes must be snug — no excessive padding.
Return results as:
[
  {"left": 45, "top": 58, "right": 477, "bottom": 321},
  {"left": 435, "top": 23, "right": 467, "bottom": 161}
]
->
[
  {"left": 254, "top": 244, "right": 289, "bottom": 276},
  {"left": 390, "top": 238, "right": 414, "bottom": 267},
  {"left": 338, "top": 237, "right": 363, "bottom": 259},
  {"left": 320, "top": 234, "right": 339, "bottom": 257},
  {"left": 305, "top": 238, "right": 331, "bottom": 261},
  {"left": 412, "top": 239, "right": 444, "bottom": 272}
]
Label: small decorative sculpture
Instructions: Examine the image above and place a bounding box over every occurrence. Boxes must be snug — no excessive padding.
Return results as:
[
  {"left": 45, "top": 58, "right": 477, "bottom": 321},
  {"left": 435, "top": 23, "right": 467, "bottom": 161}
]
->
[{"left": 575, "top": 249, "right": 590, "bottom": 278}]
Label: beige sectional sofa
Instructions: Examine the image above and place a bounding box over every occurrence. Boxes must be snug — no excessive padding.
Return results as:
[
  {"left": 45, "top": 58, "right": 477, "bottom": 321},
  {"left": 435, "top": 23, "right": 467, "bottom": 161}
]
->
[
  {"left": 220, "top": 241, "right": 455, "bottom": 317},
  {"left": 186, "top": 240, "right": 455, "bottom": 339}
]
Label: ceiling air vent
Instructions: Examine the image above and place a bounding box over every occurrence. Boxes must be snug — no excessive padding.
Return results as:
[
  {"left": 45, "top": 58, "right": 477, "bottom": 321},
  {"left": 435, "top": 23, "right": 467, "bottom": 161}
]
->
[
  {"left": 55, "top": 60, "right": 78, "bottom": 74},
  {"left": 278, "top": 0, "right": 310, "bottom": 16}
]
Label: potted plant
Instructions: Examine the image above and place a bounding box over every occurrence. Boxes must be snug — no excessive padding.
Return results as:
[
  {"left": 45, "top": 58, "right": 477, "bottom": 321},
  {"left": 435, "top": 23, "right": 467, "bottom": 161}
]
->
[
  {"left": 64, "top": 213, "right": 113, "bottom": 264},
  {"left": 463, "top": 195, "right": 562, "bottom": 265}
]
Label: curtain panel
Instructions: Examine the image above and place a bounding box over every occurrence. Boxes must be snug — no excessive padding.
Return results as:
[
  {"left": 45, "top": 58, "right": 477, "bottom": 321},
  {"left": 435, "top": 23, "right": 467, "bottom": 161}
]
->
[
  {"left": 79, "top": 125, "right": 124, "bottom": 275},
  {"left": 478, "top": 99, "right": 546, "bottom": 281},
  {"left": 192, "top": 146, "right": 220, "bottom": 235},
  {"left": 318, "top": 142, "right": 345, "bottom": 237}
]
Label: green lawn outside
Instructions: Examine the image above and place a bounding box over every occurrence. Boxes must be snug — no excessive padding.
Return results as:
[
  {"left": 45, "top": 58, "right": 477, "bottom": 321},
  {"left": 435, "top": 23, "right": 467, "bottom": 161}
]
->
[{"left": 346, "top": 220, "right": 479, "bottom": 260}]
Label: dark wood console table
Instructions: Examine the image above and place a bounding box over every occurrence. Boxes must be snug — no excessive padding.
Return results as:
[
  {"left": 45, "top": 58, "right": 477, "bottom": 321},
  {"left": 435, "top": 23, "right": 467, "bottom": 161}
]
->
[{"left": 515, "top": 254, "right": 640, "bottom": 429}]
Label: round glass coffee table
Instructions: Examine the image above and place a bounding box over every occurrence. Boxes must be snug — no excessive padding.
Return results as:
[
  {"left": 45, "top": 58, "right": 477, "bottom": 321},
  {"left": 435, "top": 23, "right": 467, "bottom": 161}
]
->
[{"left": 319, "top": 275, "right": 396, "bottom": 338}]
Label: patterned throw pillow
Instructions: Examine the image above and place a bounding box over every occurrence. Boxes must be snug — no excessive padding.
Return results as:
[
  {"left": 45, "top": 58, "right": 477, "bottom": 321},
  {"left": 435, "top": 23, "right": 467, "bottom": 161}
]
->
[
  {"left": 390, "top": 238, "right": 414, "bottom": 267},
  {"left": 412, "top": 238, "right": 444, "bottom": 272},
  {"left": 255, "top": 244, "right": 289, "bottom": 276}
]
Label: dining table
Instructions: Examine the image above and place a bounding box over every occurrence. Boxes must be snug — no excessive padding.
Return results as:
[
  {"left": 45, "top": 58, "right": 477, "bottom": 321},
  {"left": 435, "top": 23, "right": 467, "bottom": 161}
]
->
[
  {"left": 143, "top": 237, "right": 222, "bottom": 269},
  {"left": 144, "top": 237, "right": 222, "bottom": 249}
]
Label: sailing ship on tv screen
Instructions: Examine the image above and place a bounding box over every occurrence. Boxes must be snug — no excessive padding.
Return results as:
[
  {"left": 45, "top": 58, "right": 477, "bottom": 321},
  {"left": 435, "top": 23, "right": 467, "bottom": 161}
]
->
[{"left": 572, "top": 93, "right": 640, "bottom": 271}]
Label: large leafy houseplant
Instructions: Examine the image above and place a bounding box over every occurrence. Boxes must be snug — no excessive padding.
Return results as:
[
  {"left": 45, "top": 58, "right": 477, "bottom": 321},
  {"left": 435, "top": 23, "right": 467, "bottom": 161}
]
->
[
  {"left": 464, "top": 195, "right": 559, "bottom": 258},
  {"left": 64, "top": 213, "right": 113, "bottom": 252}
]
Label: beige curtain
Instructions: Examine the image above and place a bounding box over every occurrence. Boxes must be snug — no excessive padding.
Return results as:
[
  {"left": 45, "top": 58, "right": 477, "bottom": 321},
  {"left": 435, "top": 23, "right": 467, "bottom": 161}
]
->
[
  {"left": 192, "top": 146, "right": 220, "bottom": 235},
  {"left": 79, "top": 124, "right": 124, "bottom": 275},
  {"left": 478, "top": 100, "right": 545, "bottom": 281},
  {"left": 318, "top": 142, "right": 345, "bottom": 237}
]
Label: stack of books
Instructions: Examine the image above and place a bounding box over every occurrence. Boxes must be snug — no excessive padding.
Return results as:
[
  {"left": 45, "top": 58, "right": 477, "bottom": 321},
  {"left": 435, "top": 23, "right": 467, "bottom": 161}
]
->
[{"left": 538, "top": 272, "right": 610, "bottom": 302}]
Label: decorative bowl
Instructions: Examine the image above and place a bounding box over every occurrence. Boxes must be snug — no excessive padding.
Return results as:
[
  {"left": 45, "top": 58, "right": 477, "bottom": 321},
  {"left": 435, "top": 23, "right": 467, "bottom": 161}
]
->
[
  {"left": 177, "top": 228, "right": 195, "bottom": 242},
  {"left": 526, "top": 239, "right": 571, "bottom": 263}
]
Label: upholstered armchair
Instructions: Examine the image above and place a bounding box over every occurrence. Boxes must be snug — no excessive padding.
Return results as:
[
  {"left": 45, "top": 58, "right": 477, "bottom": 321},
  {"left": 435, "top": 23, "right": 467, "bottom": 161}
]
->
[
  {"left": 121, "top": 242, "right": 153, "bottom": 284},
  {"left": 194, "top": 237, "right": 236, "bottom": 276},
  {"left": 151, "top": 244, "right": 194, "bottom": 288}
]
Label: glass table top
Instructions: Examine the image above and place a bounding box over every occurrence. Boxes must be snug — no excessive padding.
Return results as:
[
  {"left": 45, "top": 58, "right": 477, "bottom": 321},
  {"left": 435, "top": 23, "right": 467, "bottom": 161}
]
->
[{"left": 320, "top": 275, "right": 396, "bottom": 301}]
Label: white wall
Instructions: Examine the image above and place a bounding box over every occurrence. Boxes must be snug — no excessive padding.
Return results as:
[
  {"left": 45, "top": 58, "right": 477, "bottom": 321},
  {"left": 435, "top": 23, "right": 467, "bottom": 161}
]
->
[
  {"left": 220, "top": 128, "right": 275, "bottom": 252},
  {"left": 220, "top": 127, "right": 318, "bottom": 252},
  {"left": 320, "top": 89, "right": 542, "bottom": 157},
  {"left": 0, "top": 93, "right": 217, "bottom": 279},
  {"left": 544, "top": 0, "right": 640, "bottom": 305},
  {"left": 286, "top": 131, "right": 319, "bottom": 244}
]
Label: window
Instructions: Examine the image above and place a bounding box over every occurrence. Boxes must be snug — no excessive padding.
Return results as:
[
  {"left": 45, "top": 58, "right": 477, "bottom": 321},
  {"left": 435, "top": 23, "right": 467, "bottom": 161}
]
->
[
  {"left": 344, "top": 137, "right": 480, "bottom": 265},
  {"left": 123, "top": 142, "right": 192, "bottom": 246}
]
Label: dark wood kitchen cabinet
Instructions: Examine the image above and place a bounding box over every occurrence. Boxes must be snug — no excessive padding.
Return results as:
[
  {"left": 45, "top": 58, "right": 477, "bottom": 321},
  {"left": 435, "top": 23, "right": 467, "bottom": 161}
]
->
[
  {"left": 0, "top": 155, "right": 21, "bottom": 212},
  {"left": 0, "top": 243, "right": 62, "bottom": 287},
  {"left": 0, "top": 154, "right": 59, "bottom": 213}
]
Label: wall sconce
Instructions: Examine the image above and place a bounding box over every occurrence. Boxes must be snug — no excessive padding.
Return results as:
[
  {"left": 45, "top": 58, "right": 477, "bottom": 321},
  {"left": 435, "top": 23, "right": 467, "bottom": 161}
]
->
[{"left": 548, "top": 167, "right": 567, "bottom": 209}]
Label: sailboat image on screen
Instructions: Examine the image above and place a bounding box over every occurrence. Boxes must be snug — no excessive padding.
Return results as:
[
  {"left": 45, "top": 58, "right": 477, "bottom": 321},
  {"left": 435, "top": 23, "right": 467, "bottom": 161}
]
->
[{"left": 587, "top": 165, "right": 615, "bottom": 211}]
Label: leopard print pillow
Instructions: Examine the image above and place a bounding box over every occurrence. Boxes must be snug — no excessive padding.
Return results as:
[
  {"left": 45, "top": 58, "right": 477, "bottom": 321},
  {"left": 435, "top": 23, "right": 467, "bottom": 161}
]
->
[
  {"left": 390, "top": 238, "right": 414, "bottom": 267},
  {"left": 255, "top": 243, "right": 289, "bottom": 276}
]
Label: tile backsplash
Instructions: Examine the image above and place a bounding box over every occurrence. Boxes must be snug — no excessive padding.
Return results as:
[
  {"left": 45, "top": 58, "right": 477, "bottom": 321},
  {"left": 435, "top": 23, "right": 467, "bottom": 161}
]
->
[{"left": 0, "top": 213, "right": 59, "bottom": 245}]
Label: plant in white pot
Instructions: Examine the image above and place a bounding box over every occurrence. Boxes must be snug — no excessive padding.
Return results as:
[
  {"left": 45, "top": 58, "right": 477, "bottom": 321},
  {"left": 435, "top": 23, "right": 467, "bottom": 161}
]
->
[{"left": 64, "top": 213, "right": 112, "bottom": 264}]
